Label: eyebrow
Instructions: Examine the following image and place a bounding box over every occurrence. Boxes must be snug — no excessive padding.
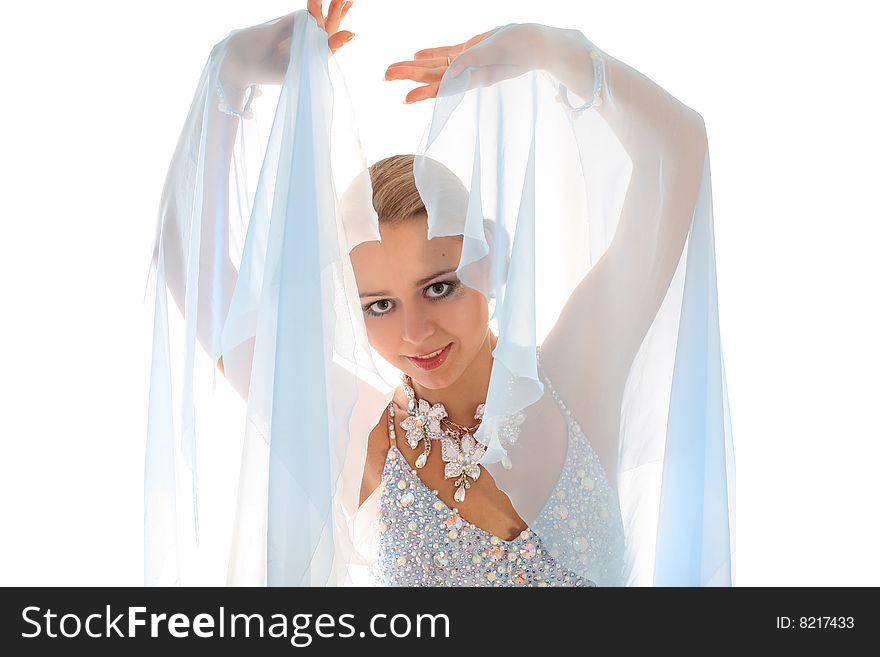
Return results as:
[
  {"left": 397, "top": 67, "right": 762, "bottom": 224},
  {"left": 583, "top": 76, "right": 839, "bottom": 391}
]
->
[{"left": 359, "top": 268, "right": 458, "bottom": 299}]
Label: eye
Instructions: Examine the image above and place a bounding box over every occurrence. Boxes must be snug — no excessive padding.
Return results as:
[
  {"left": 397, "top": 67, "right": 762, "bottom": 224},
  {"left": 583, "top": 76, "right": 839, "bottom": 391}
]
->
[
  {"left": 361, "top": 280, "right": 459, "bottom": 319},
  {"left": 363, "top": 299, "right": 393, "bottom": 318},
  {"left": 426, "top": 281, "right": 453, "bottom": 298}
]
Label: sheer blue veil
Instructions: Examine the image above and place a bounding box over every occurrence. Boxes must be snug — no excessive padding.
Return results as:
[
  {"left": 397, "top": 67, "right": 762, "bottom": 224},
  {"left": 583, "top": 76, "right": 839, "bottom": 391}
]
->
[{"left": 145, "top": 10, "right": 735, "bottom": 586}]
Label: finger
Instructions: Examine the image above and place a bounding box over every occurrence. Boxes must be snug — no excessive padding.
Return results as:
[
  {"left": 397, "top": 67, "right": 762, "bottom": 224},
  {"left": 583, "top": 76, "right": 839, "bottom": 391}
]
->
[
  {"left": 389, "top": 57, "right": 448, "bottom": 71},
  {"left": 466, "top": 29, "right": 498, "bottom": 47},
  {"left": 325, "top": 0, "right": 345, "bottom": 34},
  {"left": 385, "top": 63, "right": 446, "bottom": 84},
  {"left": 413, "top": 44, "right": 465, "bottom": 60},
  {"left": 404, "top": 83, "right": 440, "bottom": 104},
  {"left": 385, "top": 58, "right": 446, "bottom": 73},
  {"left": 330, "top": 0, "right": 351, "bottom": 21},
  {"left": 307, "top": 0, "right": 325, "bottom": 30},
  {"left": 340, "top": 0, "right": 354, "bottom": 21},
  {"left": 328, "top": 30, "right": 354, "bottom": 53},
  {"left": 329, "top": 0, "right": 345, "bottom": 16},
  {"left": 414, "top": 29, "right": 496, "bottom": 61}
]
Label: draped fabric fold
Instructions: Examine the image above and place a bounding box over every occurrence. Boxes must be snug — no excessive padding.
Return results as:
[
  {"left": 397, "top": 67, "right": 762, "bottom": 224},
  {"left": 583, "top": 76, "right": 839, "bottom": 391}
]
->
[{"left": 145, "top": 10, "right": 735, "bottom": 586}]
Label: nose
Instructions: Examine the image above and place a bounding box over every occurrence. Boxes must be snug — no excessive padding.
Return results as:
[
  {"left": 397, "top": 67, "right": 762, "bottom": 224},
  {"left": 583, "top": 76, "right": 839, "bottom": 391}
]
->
[{"left": 400, "top": 303, "right": 435, "bottom": 349}]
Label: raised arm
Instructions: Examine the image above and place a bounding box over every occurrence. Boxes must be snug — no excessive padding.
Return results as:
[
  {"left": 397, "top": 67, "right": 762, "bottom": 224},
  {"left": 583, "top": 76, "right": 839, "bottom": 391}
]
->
[
  {"left": 152, "top": 82, "right": 248, "bottom": 395},
  {"left": 152, "top": 2, "right": 356, "bottom": 402},
  {"left": 537, "top": 28, "right": 708, "bottom": 460},
  {"left": 385, "top": 23, "right": 709, "bottom": 478}
]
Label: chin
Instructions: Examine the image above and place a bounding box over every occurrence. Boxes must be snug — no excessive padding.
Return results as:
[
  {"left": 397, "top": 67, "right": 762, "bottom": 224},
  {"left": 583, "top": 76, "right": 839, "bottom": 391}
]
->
[
  {"left": 410, "top": 371, "right": 454, "bottom": 391},
  {"left": 401, "top": 348, "right": 460, "bottom": 390}
]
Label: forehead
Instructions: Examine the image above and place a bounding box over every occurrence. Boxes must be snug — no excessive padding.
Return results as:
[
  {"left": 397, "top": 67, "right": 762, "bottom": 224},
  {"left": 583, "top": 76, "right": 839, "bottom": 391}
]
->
[{"left": 350, "top": 217, "right": 462, "bottom": 289}]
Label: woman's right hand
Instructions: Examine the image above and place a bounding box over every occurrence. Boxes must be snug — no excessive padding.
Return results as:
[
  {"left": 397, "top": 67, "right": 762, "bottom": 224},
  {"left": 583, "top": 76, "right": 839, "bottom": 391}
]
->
[
  {"left": 307, "top": 0, "right": 356, "bottom": 54},
  {"left": 220, "top": 1, "right": 355, "bottom": 95}
]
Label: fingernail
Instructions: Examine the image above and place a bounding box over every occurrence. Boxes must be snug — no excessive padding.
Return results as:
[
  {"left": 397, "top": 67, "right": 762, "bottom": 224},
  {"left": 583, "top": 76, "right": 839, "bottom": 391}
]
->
[{"left": 346, "top": 32, "right": 355, "bottom": 41}]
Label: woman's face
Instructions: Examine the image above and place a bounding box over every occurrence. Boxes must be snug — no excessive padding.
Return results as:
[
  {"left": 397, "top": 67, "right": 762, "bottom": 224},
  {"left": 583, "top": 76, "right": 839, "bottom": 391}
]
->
[{"left": 350, "top": 214, "right": 490, "bottom": 391}]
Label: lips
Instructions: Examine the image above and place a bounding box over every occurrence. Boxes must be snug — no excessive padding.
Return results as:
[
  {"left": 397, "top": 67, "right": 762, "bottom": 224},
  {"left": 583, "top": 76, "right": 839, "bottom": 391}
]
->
[
  {"left": 410, "top": 345, "right": 448, "bottom": 359},
  {"left": 406, "top": 342, "right": 452, "bottom": 371}
]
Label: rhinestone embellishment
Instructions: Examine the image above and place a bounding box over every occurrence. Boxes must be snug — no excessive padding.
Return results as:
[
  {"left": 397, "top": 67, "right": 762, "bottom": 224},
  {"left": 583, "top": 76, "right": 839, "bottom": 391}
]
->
[
  {"left": 399, "top": 375, "right": 488, "bottom": 502},
  {"left": 370, "top": 347, "right": 626, "bottom": 587},
  {"left": 554, "top": 48, "right": 605, "bottom": 120}
]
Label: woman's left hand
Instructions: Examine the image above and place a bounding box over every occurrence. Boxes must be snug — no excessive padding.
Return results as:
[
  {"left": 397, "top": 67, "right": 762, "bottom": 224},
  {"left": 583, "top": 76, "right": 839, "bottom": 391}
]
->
[
  {"left": 384, "top": 23, "right": 562, "bottom": 104},
  {"left": 383, "top": 27, "right": 500, "bottom": 104}
]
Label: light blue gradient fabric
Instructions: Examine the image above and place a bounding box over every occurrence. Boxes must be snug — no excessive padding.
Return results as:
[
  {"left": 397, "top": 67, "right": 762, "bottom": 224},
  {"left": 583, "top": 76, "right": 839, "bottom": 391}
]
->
[{"left": 145, "top": 10, "right": 735, "bottom": 586}]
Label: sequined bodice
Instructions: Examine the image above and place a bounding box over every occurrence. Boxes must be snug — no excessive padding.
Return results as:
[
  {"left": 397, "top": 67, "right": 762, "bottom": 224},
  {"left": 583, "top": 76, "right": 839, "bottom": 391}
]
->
[{"left": 370, "top": 365, "right": 626, "bottom": 587}]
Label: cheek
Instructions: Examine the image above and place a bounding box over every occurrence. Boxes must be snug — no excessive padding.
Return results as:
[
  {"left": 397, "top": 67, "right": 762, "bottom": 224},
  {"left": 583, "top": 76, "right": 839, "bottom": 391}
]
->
[
  {"left": 442, "top": 288, "right": 488, "bottom": 339},
  {"left": 364, "top": 319, "right": 399, "bottom": 358}
]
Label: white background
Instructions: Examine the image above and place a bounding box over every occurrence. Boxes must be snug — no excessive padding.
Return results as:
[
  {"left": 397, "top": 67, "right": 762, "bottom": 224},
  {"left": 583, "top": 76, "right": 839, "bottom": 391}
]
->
[{"left": 1, "top": 0, "right": 877, "bottom": 586}]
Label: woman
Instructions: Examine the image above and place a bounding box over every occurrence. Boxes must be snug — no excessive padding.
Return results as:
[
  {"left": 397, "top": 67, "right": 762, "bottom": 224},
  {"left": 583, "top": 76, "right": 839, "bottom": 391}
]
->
[{"left": 145, "top": 1, "right": 735, "bottom": 587}]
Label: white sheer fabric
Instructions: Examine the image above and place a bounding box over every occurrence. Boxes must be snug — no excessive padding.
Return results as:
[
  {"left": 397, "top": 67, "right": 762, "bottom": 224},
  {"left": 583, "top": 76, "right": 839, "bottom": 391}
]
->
[{"left": 145, "top": 9, "right": 735, "bottom": 586}]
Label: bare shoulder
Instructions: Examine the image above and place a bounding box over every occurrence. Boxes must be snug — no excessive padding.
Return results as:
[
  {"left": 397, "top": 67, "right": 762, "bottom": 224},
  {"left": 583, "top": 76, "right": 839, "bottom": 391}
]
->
[{"left": 359, "top": 402, "right": 392, "bottom": 508}]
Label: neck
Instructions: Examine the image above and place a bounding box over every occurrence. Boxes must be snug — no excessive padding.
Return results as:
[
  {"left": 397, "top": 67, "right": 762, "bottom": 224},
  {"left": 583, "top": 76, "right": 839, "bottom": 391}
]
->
[{"left": 408, "top": 329, "right": 497, "bottom": 427}]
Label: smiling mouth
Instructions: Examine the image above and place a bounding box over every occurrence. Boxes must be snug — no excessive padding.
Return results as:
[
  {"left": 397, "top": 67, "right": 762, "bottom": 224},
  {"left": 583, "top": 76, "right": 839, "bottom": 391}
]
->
[
  {"left": 409, "top": 344, "right": 451, "bottom": 359},
  {"left": 405, "top": 342, "right": 453, "bottom": 370}
]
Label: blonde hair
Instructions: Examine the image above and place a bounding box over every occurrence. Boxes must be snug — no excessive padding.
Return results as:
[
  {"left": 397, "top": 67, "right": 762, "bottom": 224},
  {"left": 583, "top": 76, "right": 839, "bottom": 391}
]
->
[
  {"left": 366, "top": 153, "right": 510, "bottom": 299},
  {"left": 368, "top": 154, "right": 426, "bottom": 226},
  {"left": 368, "top": 153, "right": 473, "bottom": 229}
]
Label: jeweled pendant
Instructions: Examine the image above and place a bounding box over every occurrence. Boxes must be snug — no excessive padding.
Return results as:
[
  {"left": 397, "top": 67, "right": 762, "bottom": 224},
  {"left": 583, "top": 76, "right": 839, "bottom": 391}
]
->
[
  {"left": 415, "top": 451, "right": 428, "bottom": 469},
  {"left": 454, "top": 485, "right": 467, "bottom": 503}
]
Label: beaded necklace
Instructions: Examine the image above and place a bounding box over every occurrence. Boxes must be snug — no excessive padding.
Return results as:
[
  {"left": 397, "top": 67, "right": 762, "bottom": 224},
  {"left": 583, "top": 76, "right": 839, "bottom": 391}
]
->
[{"left": 395, "top": 373, "right": 486, "bottom": 503}]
